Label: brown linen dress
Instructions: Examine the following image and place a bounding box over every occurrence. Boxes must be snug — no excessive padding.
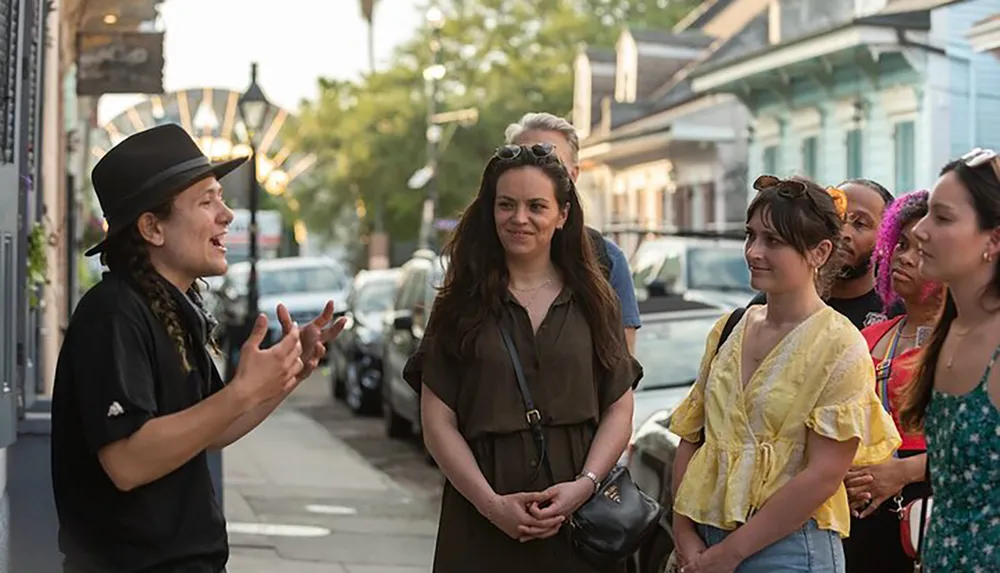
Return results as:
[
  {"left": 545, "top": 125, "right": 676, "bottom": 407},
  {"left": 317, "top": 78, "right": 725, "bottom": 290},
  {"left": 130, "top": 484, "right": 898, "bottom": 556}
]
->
[{"left": 403, "top": 287, "right": 641, "bottom": 573}]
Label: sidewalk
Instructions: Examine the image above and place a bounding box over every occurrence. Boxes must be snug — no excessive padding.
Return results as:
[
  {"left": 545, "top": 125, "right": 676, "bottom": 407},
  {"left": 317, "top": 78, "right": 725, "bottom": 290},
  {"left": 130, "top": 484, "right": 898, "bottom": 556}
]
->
[{"left": 223, "top": 403, "right": 438, "bottom": 572}]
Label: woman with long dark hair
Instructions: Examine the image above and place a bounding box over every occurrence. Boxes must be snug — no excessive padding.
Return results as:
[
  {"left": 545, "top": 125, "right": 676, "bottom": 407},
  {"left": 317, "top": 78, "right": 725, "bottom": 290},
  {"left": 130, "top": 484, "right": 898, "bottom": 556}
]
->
[
  {"left": 843, "top": 190, "right": 940, "bottom": 572},
  {"left": 403, "top": 143, "right": 639, "bottom": 572},
  {"left": 902, "top": 149, "right": 1000, "bottom": 571},
  {"left": 670, "top": 175, "right": 900, "bottom": 573}
]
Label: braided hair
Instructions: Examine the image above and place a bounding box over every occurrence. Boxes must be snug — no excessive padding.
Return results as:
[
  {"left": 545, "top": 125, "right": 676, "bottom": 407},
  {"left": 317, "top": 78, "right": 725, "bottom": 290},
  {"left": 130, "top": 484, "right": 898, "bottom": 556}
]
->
[{"left": 101, "top": 199, "right": 195, "bottom": 373}]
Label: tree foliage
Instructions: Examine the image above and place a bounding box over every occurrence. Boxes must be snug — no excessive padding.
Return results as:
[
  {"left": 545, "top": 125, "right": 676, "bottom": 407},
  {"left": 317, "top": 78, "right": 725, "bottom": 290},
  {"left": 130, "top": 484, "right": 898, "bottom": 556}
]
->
[{"left": 284, "top": 0, "right": 700, "bottom": 250}]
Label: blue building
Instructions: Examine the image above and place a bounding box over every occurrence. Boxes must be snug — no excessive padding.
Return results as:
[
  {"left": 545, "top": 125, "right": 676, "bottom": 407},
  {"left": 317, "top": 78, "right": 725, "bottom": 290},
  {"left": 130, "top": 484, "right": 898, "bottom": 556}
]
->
[{"left": 687, "top": 0, "right": 1000, "bottom": 199}]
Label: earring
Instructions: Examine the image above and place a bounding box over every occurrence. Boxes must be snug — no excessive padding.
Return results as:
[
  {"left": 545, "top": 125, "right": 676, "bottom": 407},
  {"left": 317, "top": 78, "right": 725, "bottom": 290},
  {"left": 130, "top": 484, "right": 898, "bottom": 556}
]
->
[{"left": 984, "top": 251, "right": 993, "bottom": 263}]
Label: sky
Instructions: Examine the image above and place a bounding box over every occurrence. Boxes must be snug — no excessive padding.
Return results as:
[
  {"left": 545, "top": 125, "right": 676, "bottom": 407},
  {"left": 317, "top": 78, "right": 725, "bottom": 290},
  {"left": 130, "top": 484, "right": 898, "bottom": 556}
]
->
[{"left": 97, "top": 0, "right": 424, "bottom": 124}]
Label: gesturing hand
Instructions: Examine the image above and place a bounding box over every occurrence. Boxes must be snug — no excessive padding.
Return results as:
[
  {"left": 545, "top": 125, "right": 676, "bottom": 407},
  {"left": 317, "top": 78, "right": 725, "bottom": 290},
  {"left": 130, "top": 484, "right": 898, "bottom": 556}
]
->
[
  {"left": 484, "top": 492, "right": 565, "bottom": 542},
  {"left": 232, "top": 314, "right": 303, "bottom": 405},
  {"left": 276, "top": 301, "right": 347, "bottom": 382}
]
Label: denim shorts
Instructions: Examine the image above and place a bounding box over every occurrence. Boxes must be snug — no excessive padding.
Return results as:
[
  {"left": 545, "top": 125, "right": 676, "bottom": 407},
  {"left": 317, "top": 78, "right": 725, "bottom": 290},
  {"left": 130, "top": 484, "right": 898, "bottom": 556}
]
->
[{"left": 697, "top": 519, "right": 845, "bottom": 573}]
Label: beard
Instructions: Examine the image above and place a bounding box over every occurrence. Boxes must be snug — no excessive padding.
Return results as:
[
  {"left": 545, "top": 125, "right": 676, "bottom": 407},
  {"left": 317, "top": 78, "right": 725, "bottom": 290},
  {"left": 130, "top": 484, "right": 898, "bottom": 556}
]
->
[{"left": 839, "top": 251, "right": 873, "bottom": 280}]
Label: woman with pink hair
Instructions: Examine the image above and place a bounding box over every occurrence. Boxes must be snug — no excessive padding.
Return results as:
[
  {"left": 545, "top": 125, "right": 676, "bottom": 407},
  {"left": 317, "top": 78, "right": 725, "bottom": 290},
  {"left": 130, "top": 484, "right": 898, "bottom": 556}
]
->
[{"left": 842, "top": 190, "right": 941, "bottom": 573}]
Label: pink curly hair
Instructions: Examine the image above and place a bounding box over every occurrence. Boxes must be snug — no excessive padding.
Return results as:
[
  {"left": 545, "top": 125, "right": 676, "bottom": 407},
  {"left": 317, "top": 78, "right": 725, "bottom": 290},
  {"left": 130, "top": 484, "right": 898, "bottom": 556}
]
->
[{"left": 870, "top": 189, "right": 940, "bottom": 311}]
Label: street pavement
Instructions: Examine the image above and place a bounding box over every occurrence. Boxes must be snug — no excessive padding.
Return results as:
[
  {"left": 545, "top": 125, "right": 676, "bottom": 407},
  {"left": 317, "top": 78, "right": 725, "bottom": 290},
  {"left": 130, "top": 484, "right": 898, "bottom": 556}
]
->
[{"left": 223, "top": 369, "right": 439, "bottom": 572}]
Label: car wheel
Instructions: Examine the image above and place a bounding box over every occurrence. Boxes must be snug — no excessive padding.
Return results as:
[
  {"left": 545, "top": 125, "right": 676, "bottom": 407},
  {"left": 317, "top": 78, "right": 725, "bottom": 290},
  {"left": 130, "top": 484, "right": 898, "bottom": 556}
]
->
[
  {"left": 640, "top": 527, "right": 674, "bottom": 573},
  {"left": 332, "top": 356, "right": 346, "bottom": 400},
  {"left": 384, "top": 392, "right": 412, "bottom": 439}
]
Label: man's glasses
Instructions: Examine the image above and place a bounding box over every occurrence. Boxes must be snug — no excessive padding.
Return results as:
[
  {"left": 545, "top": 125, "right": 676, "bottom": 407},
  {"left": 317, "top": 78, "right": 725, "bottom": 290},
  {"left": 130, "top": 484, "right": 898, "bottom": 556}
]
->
[{"left": 493, "top": 142, "right": 556, "bottom": 161}]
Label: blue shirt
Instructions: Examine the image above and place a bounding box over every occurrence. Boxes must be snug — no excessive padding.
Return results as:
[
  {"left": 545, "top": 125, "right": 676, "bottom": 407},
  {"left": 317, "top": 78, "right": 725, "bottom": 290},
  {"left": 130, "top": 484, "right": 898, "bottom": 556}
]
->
[{"left": 604, "top": 238, "right": 641, "bottom": 329}]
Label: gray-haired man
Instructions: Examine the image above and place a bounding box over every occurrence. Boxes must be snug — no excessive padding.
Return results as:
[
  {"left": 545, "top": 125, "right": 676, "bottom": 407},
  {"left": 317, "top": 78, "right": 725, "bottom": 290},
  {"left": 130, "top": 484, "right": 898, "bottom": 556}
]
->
[{"left": 505, "top": 112, "right": 642, "bottom": 351}]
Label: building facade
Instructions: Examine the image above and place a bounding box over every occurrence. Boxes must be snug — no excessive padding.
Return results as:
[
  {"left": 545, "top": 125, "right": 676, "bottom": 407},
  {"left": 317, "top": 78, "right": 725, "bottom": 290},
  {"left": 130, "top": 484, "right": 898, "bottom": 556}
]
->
[
  {"left": 572, "top": 0, "right": 769, "bottom": 256},
  {"left": 689, "top": 0, "right": 1000, "bottom": 203}
]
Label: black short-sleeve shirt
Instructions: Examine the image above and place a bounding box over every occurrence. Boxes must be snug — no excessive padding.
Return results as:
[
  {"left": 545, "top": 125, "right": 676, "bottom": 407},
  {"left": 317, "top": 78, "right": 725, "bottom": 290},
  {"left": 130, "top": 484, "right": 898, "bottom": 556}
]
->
[{"left": 51, "top": 272, "right": 228, "bottom": 573}]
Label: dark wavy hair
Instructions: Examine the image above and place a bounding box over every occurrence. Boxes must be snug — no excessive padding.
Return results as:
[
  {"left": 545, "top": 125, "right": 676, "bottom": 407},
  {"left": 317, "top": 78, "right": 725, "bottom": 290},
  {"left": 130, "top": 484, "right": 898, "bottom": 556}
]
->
[
  {"left": 746, "top": 175, "right": 846, "bottom": 297},
  {"left": 902, "top": 158, "right": 1000, "bottom": 431},
  {"left": 871, "top": 189, "right": 940, "bottom": 312},
  {"left": 100, "top": 191, "right": 215, "bottom": 373},
  {"left": 428, "top": 145, "right": 627, "bottom": 371}
]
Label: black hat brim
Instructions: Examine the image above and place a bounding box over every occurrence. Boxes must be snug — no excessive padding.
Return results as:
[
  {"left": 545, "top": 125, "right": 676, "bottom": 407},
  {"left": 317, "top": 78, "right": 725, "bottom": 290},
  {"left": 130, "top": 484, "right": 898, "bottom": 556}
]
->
[{"left": 84, "top": 155, "right": 249, "bottom": 257}]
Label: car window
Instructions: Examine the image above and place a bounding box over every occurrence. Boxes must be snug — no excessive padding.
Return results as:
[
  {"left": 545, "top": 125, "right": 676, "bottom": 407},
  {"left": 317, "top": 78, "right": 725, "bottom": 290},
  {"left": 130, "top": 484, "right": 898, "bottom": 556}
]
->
[
  {"left": 257, "top": 265, "right": 347, "bottom": 296},
  {"left": 395, "top": 268, "right": 420, "bottom": 310},
  {"left": 654, "top": 250, "right": 682, "bottom": 290},
  {"left": 633, "top": 315, "right": 720, "bottom": 391},
  {"left": 686, "top": 247, "right": 751, "bottom": 292},
  {"left": 354, "top": 279, "right": 397, "bottom": 313}
]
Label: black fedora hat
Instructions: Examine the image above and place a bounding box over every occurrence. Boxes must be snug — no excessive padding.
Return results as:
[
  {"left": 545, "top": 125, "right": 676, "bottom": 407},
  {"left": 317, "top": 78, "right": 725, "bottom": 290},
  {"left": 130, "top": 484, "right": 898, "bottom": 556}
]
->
[{"left": 85, "top": 123, "right": 248, "bottom": 257}]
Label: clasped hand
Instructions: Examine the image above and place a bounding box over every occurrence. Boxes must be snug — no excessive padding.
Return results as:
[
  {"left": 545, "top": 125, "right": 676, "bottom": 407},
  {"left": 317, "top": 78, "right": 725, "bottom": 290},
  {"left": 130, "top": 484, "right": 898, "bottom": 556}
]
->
[
  {"left": 845, "top": 458, "right": 911, "bottom": 519},
  {"left": 485, "top": 478, "right": 594, "bottom": 543}
]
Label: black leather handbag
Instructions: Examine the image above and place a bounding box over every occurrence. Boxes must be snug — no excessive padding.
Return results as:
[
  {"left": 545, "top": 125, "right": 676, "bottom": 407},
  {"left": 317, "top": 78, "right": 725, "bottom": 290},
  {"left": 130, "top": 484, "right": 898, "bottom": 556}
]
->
[{"left": 498, "top": 324, "right": 663, "bottom": 570}]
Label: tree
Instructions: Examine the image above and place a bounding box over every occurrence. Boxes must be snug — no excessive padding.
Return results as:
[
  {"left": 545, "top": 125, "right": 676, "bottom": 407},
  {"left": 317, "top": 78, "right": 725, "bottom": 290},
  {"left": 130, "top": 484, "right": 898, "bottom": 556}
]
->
[{"left": 284, "top": 0, "right": 700, "bottom": 251}]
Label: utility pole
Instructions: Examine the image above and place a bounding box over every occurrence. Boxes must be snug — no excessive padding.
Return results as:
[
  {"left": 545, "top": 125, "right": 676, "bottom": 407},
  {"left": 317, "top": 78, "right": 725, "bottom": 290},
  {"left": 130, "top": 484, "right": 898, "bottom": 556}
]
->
[{"left": 361, "top": 0, "right": 389, "bottom": 268}]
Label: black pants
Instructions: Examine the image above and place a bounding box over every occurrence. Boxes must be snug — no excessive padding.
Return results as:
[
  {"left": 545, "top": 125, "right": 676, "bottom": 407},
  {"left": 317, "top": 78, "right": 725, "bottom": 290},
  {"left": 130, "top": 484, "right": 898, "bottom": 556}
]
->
[{"left": 843, "top": 452, "right": 931, "bottom": 573}]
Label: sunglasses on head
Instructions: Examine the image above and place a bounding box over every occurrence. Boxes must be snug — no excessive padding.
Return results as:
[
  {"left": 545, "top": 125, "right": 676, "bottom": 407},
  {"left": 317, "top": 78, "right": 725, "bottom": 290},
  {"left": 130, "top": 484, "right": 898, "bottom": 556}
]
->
[
  {"left": 753, "top": 174, "right": 807, "bottom": 198},
  {"left": 961, "top": 147, "right": 998, "bottom": 168},
  {"left": 960, "top": 147, "right": 1000, "bottom": 185},
  {"left": 493, "top": 142, "right": 556, "bottom": 161}
]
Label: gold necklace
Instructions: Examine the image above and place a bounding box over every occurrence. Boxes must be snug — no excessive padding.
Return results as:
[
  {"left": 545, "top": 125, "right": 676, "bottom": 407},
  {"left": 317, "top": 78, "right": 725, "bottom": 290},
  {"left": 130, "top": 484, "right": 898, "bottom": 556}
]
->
[
  {"left": 945, "top": 319, "right": 992, "bottom": 369},
  {"left": 510, "top": 278, "right": 553, "bottom": 312}
]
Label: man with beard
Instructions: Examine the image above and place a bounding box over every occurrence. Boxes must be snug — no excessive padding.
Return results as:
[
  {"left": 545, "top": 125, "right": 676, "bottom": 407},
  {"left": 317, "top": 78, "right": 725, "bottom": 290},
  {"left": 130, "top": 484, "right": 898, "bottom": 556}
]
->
[{"left": 748, "top": 178, "right": 895, "bottom": 329}]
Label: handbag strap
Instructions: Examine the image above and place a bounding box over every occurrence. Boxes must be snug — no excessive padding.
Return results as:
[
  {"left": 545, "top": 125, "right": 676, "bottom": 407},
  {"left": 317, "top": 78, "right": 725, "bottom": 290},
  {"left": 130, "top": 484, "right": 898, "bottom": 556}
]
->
[
  {"left": 915, "top": 463, "right": 931, "bottom": 563},
  {"left": 498, "top": 323, "right": 555, "bottom": 485}
]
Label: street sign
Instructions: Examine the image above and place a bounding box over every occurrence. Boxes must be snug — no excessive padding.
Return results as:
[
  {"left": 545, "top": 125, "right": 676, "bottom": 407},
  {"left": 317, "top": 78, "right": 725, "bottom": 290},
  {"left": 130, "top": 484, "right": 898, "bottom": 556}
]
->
[{"left": 434, "top": 219, "right": 458, "bottom": 231}]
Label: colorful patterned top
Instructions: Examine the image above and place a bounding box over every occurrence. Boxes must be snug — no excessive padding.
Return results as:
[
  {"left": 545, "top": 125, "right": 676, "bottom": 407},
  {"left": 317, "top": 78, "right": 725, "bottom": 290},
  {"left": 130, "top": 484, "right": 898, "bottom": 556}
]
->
[{"left": 922, "top": 344, "right": 1000, "bottom": 572}]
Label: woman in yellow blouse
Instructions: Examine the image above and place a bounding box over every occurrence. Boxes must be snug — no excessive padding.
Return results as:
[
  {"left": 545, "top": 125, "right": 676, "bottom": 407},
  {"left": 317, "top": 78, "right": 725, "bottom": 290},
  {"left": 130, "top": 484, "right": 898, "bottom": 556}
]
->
[{"left": 670, "top": 175, "right": 902, "bottom": 573}]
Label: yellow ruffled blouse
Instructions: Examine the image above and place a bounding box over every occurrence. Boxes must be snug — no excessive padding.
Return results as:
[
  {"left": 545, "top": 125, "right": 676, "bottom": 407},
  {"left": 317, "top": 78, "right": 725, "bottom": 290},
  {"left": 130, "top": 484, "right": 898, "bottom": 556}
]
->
[{"left": 669, "top": 306, "right": 902, "bottom": 538}]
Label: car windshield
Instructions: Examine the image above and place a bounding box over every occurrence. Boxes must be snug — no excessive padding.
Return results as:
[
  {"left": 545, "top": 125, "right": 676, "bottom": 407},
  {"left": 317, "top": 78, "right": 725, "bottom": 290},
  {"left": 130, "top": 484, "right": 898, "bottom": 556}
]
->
[
  {"left": 634, "top": 315, "right": 720, "bottom": 391},
  {"left": 229, "top": 264, "right": 348, "bottom": 297},
  {"left": 355, "top": 279, "right": 397, "bottom": 313},
  {"left": 686, "top": 247, "right": 751, "bottom": 292}
]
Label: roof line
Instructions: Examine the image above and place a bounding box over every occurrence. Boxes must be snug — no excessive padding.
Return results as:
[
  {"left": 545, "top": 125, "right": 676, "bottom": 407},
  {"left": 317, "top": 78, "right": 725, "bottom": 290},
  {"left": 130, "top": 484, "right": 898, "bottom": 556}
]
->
[{"left": 673, "top": 0, "right": 722, "bottom": 33}]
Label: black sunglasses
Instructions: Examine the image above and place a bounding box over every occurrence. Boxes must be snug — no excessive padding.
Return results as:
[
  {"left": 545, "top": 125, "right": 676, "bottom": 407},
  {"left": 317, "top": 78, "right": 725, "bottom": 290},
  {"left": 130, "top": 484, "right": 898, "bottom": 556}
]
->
[{"left": 493, "top": 142, "right": 556, "bottom": 161}]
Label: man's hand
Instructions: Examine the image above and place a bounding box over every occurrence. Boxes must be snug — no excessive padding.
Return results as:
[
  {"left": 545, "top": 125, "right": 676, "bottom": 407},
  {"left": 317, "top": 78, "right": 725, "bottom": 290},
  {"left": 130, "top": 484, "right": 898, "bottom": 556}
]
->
[{"left": 276, "top": 301, "right": 347, "bottom": 382}]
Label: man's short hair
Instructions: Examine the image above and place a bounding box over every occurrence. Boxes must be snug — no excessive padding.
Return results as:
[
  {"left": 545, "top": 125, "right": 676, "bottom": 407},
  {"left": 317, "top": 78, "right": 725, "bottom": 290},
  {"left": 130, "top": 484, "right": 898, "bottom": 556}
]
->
[{"left": 504, "top": 112, "right": 580, "bottom": 167}]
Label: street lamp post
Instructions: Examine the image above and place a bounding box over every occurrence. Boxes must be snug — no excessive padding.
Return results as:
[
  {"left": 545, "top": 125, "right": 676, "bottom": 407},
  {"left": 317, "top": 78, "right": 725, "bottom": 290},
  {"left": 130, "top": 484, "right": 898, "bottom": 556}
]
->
[
  {"left": 237, "top": 62, "right": 271, "bottom": 337},
  {"left": 418, "top": 5, "right": 446, "bottom": 251}
]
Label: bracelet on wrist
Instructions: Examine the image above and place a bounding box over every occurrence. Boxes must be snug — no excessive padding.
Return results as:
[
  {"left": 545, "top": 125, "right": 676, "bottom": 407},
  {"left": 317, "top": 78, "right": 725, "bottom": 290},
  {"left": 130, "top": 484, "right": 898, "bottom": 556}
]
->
[{"left": 576, "top": 470, "right": 600, "bottom": 492}]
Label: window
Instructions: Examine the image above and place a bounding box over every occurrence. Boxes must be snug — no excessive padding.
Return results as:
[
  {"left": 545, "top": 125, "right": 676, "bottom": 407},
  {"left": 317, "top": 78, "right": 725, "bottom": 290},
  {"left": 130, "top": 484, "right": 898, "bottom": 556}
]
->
[
  {"left": 802, "top": 136, "right": 818, "bottom": 179},
  {"left": 894, "top": 121, "right": 916, "bottom": 192},
  {"left": 762, "top": 145, "right": 778, "bottom": 175},
  {"left": 846, "top": 129, "right": 863, "bottom": 179}
]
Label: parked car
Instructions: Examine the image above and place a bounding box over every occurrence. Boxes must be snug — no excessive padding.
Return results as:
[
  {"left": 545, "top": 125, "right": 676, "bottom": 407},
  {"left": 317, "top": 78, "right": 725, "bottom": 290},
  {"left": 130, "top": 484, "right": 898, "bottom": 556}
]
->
[
  {"left": 329, "top": 268, "right": 401, "bottom": 414},
  {"left": 381, "top": 250, "right": 446, "bottom": 439},
  {"left": 215, "top": 256, "right": 350, "bottom": 376},
  {"left": 630, "top": 232, "right": 751, "bottom": 310},
  {"left": 625, "top": 302, "right": 723, "bottom": 573}
]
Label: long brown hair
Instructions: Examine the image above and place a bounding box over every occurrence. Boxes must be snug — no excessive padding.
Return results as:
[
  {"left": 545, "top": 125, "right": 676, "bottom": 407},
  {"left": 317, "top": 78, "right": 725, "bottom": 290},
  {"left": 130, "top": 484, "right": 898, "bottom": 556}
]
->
[
  {"left": 428, "top": 145, "right": 627, "bottom": 371},
  {"left": 901, "top": 159, "right": 1000, "bottom": 431},
  {"left": 100, "top": 193, "right": 212, "bottom": 373}
]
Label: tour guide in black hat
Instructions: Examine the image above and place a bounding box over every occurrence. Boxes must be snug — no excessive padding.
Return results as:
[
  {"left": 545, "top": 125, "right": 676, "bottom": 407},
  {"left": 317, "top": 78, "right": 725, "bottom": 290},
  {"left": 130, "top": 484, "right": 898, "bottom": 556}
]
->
[{"left": 50, "top": 123, "right": 346, "bottom": 573}]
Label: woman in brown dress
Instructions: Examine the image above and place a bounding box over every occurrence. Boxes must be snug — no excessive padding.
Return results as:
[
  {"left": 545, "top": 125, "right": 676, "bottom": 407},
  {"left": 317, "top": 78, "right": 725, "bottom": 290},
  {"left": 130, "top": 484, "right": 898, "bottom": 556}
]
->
[{"left": 403, "top": 143, "right": 640, "bottom": 572}]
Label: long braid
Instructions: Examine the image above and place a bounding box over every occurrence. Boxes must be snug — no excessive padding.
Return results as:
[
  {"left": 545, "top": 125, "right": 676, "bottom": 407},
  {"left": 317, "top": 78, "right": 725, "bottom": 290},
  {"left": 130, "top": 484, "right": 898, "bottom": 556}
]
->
[{"left": 104, "top": 225, "right": 193, "bottom": 373}]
